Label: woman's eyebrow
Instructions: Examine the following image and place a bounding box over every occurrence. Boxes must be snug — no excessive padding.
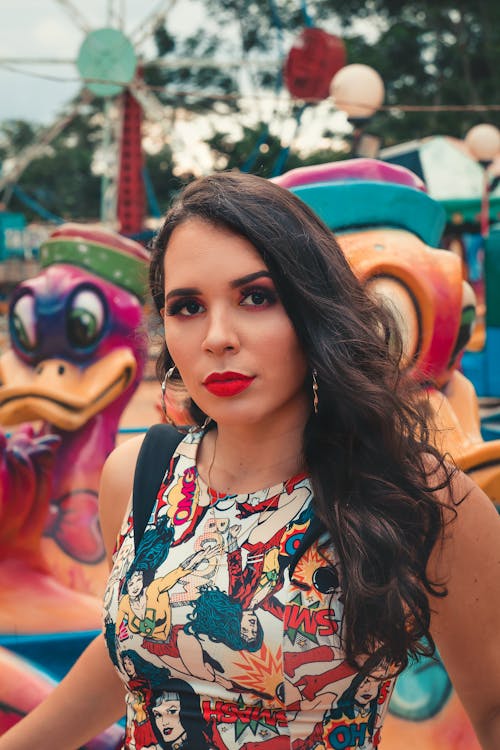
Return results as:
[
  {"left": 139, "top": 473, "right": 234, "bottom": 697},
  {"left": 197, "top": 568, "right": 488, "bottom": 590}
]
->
[
  {"left": 165, "top": 271, "right": 272, "bottom": 301},
  {"left": 165, "top": 286, "right": 199, "bottom": 302},
  {"left": 229, "top": 270, "right": 272, "bottom": 288}
]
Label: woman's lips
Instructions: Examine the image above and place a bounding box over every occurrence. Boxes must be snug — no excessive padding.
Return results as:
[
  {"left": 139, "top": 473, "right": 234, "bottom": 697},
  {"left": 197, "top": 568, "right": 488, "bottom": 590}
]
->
[{"left": 203, "top": 372, "right": 255, "bottom": 397}]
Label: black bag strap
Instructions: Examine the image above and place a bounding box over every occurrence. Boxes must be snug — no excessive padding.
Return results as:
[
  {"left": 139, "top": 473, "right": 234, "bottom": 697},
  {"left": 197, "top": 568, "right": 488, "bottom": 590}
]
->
[{"left": 132, "top": 423, "right": 183, "bottom": 551}]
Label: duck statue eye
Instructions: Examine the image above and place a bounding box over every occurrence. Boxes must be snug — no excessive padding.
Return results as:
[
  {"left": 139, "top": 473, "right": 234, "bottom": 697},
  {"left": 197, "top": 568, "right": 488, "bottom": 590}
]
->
[
  {"left": 67, "top": 289, "right": 106, "bottom": 350},
  {"left": 366, "top": 276, "right": 421, "bottom": 368},
  {"left": 448, "top": 280, "right": 477, "bottom": 366},
  {"left": 10, "top": 293, "right": 37, "bottom": 353}
]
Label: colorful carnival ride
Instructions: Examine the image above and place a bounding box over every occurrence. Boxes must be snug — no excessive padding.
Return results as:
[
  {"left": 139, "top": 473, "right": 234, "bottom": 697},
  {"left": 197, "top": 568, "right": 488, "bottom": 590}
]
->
[
  {"left": 0, "top": 224, "right": 149, "bottom": 746},
  {"left": 1, "top": 159, "right": 499, "bottom": 749},
  {"left": 274, "top": 158, "right": 500, "bottom": 749},
  {"left": 381, "top": 134, "right": 500, "bottom": 401}
]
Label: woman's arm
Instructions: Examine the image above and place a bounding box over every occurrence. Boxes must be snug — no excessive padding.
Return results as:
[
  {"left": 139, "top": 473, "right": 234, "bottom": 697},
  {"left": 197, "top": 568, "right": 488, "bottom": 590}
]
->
[
  {"left": 0, "top": 434, "right": 144, "bottom": 750},
  {"left": 99, "top": 434, "right": 144, "bottom": 567},
  {"left": 0, "top": 634, "right": 125, "bottom": 750},
  {"left": 429, "top": 469, "right": 500, "bottom": 750}
]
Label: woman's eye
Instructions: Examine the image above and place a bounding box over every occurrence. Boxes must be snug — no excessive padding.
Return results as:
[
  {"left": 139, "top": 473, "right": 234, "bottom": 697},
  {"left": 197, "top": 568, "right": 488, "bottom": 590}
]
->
[
  {"left": 168, "top": 299, "right": 204, "bottom": 317},
  {"left": 184, "top": 300, "right": 203, "bottom": 315},
  {"left": 240, "top": 289, "right": 275, "bottom": 307}
]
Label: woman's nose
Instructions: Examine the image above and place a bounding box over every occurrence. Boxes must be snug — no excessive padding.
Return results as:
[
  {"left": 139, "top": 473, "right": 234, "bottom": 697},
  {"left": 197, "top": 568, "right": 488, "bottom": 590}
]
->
[{"left": 202, "top": 308, "right": 240, "bottom": 354}]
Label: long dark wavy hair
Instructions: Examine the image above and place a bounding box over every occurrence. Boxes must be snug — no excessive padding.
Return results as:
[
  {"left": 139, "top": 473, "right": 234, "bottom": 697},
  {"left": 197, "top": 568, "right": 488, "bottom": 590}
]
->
[
  {"left": 148, "top": 679, "right": 214, "bottom": 750},
  {"left": 148, "top": 170, "right": 456, "bottom": 672},
  {"left": 120, "top": 649, "right": 167, "bottom": 690},
  {"left": 326, "top": 669, "right": 380, "bottom": 741},
  {"left": 124, "top": 513, "right": 174, "bottom": 592},
  {"left": 184, "top": 584, "right": 264, "bottom": 651}
]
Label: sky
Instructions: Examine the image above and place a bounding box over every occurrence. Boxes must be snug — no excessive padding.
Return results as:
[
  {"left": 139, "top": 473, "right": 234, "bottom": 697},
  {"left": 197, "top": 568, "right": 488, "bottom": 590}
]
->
[
  {"left": 0, "top": 0, "right": 206, "bottom": 124},
  {"left": 0, "top": 0, "right": 247, "bottom": 175},
  {"left": 0, "top": 0, "right": 350, "bottom": 175}
]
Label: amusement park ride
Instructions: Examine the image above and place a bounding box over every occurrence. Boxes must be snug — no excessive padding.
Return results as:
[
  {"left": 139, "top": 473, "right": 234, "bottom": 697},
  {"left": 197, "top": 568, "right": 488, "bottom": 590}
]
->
[
  {"left": 1, "top": 4, "right": 500, "bottom": 749},
  {"left": 0, "top": 0, "right": 276, "bottom": 235},
  {"left": 0, "top": 0, "right": 353, "bottom": 238},
  {"left": 1, "top": 156, "right": 498, "bottom": 750},
  {"left": 1, "top": 3, "right": 178, "bottom": 233}
]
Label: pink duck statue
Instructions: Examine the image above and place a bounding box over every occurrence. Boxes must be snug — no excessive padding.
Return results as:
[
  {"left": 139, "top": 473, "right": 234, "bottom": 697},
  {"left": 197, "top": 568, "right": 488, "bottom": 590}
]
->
[
  {"left": 0, "top": 223, "right": 150, "bottom": 746},
  {"left": 0, "top": 223, "right": 148, "bottom": 629}
]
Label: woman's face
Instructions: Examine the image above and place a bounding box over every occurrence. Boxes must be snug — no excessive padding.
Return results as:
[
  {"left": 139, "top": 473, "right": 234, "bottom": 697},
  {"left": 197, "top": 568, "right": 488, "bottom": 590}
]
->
[
  {"left": 122, "top": 655, "right": 136, "bottom": 677},
  {"left": 127, "top": 571, "right": 144, "bottom": 598},
  {"left": 162, "top": 219, "right": 309, "bottom": 431},
  {"left": 240, "top": 610, "right": 259, "bottom": 643},
  {"left": 153, "top": 695, "right": 183, "bottom": 743},
  {"left": 354, "top": 672, "right": 382, "bottom": 706}
]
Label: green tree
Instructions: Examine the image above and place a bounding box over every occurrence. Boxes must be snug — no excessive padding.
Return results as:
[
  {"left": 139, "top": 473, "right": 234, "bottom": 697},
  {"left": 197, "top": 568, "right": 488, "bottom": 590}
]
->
[
  {"left": 143, "top": 20, "right": 240, "bottom": 115},
  {"left": 2, "top": 1, "right": 499, "bottom": 218},
  {"left": 0, "top": 120, "right": 38, "bottom": 158},
  {"left": 207, "top": 118, "right": 349, "bottom": 177},
  {"left": 202, "top": 0, "right": 500, "bottom": 146},
  {"left": 329, "top": 0, "right": 500, "bottom": 144},
  {"left": 1, "top": 113, "right": 101, "bottom": 221},
  {"left": 144, "top": 145, "right": 194, "bottom": 215}
]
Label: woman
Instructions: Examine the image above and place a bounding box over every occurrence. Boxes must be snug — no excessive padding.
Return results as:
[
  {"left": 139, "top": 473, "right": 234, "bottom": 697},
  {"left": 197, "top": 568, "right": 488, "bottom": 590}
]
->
[
  {"left": 1, "top": 171, "right": 500, "bottom": 750},
  {"left": 148, "top": 679, "right": 215, "bottom": 750},
  {"left": 185, "top": 583, "right": 264, "bottom": 652}
]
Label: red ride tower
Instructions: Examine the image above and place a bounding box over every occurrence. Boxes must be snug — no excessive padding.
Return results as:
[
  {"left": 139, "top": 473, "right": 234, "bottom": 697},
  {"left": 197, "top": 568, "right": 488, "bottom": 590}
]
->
[{"left": 117, "top": 89, "right": 145, "bottom": 236}]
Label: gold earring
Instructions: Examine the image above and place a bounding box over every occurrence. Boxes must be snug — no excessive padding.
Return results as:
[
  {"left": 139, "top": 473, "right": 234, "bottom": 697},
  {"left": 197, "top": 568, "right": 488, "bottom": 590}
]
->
[
  {"left": 160, "top": 366, "right": 177, "bottom": 422},
  {"left": 161, "top": 366, "right": 211, "bottom": 433},
  {"left": 312, "top": 369, "right": 319, "bottom": 415}
]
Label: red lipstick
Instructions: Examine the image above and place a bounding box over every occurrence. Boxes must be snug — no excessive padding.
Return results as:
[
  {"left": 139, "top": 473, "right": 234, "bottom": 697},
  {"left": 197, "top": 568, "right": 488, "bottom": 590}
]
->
[{"left": 203, "top": 371, "right": 255, "bottom": 397}]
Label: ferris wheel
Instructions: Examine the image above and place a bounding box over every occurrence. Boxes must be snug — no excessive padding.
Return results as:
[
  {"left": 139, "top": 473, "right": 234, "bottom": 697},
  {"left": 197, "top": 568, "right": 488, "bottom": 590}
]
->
[{"left": 0, "top": 0, "right": 282, "bottom": 235}]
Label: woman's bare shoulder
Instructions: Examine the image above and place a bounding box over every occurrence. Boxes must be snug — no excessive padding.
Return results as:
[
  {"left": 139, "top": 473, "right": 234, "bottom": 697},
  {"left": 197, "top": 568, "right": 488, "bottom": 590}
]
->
[
  {"left": 428, "top": 458, "right": 490, "bottom": 520},
  {"left": 101, "top": 434, "right": 145, "bottom": 488},
  {"left": 421, "top": 452, "right": 471, "bottom": 508},
  {"left": 99, "top": 434, "right": 145, "bottom": 563},
  {"left": 427, "top": 462, "right": 500, "bottom": 743}
]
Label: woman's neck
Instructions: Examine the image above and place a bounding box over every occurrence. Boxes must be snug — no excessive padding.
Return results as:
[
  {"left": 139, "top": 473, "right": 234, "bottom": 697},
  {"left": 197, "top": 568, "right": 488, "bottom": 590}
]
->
[{"left": 197, "top": 415, "right": 307, "bottom": 495}]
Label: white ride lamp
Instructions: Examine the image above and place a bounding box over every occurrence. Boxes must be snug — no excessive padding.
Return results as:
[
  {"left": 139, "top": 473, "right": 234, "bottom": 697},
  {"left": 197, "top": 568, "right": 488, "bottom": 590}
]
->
[
  {"left": 465, "top": 123, "right": 500, "bottom": 237},
  {"left": 330, "top": 64, "right": 385, "bottom": 157}
]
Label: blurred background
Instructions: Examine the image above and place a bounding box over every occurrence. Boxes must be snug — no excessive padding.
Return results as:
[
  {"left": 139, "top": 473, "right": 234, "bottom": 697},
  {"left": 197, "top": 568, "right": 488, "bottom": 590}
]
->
[
  {"left": 0, "top": 1, "right": 498, "bottom": 394},
  {"left": 0, "top": 1, "right": 498, "bottom": 226}
]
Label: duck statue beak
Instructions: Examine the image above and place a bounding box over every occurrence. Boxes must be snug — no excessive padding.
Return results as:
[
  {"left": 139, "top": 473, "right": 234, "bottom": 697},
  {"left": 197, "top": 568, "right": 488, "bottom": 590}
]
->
[
  {"left": 0, "top": 347, "right": 137, "bottom": 431},
  {"left": 429, "top": 371, "right": 500, "bottom": 503}
]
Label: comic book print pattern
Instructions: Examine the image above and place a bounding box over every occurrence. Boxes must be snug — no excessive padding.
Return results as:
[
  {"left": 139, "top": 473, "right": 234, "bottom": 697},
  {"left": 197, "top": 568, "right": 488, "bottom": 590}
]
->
[{"left": 103, "top": 431, "right": 397, "bottom": 750}]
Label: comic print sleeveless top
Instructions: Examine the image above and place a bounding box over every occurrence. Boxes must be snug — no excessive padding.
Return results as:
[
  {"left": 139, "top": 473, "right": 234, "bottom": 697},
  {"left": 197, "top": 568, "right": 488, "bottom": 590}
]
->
[{"left": 103, "top": 431, "right": 397, "bottom": 750}]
